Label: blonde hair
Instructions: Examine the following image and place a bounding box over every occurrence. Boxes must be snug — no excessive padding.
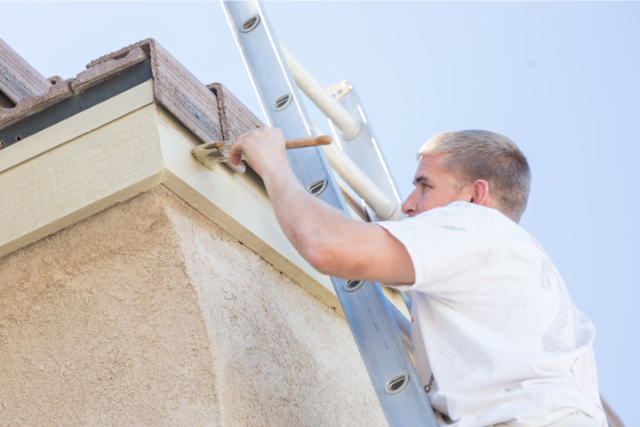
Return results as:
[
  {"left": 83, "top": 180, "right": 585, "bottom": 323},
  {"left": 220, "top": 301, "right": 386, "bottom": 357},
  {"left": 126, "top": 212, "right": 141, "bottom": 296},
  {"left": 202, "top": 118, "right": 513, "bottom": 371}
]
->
[{"left": 418, "top": 130, "right": 531, "bottom": 222}]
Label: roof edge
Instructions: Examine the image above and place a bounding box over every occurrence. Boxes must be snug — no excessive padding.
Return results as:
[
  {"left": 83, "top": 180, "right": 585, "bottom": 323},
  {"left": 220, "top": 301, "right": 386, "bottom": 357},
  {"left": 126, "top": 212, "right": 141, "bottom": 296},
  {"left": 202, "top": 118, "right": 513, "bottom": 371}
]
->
[{"left": 1, "top": 38, "right": 224, "bottom": 147}]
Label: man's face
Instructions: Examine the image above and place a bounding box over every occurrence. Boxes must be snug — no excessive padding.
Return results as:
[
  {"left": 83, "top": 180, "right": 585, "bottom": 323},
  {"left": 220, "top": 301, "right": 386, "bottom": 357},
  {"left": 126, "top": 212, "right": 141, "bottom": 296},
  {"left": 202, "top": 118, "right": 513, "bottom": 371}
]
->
[{"left": 402, "top": 153, "right": 467, "bottom": 217}]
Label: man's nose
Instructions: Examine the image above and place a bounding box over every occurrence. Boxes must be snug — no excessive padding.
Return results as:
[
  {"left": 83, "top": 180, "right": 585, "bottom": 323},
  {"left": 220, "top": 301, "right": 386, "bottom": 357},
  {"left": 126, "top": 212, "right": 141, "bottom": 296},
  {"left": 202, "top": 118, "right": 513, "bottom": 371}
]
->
[{"left": 402, "top": 190, "right": 417, "bottom": 216}]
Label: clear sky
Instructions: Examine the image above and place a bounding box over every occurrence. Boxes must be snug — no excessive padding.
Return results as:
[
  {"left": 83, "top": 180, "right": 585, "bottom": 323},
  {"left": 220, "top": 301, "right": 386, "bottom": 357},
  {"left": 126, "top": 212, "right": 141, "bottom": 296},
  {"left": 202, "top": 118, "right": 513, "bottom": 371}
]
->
[{"left": 2, "top": 2, "right": 638, "bottom": 425}]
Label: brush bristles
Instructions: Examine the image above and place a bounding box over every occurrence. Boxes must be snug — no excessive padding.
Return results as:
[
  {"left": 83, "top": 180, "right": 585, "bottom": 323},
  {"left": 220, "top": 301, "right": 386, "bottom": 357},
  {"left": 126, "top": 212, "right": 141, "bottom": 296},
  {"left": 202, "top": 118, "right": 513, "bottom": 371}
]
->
[{"left": 191, "top": 144, "right": 246, "bottom": 174}]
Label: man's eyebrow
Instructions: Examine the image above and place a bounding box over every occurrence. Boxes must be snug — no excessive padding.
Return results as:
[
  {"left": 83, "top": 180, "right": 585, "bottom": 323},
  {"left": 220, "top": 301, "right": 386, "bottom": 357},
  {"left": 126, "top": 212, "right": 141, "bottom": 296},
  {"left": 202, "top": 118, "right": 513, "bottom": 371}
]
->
[{"left": 413, "top": 176, "right": 431, "bottom": 186}]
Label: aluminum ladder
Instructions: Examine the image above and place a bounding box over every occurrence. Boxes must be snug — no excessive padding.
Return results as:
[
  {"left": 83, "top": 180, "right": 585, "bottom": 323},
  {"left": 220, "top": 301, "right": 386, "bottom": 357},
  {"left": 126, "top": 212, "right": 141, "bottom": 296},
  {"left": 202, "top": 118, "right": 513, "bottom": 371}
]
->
[{"left": 222, "top": 2, "right": 437, "bottom": 425}]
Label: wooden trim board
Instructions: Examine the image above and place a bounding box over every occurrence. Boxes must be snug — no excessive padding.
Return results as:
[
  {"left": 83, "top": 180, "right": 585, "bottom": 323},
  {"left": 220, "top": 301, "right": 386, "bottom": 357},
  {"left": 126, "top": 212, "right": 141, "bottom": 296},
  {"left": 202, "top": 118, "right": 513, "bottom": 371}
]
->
[{"left": 0, "top": 79, "right": 154, "bottom": 174}]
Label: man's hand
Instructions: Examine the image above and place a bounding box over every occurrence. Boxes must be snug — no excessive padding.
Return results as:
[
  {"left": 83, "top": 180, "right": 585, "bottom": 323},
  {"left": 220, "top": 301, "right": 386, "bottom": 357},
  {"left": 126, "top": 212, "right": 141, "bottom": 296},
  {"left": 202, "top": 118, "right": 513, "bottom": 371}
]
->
[{"left": 229, "top": 127, "right": 289, "bottom": 179}]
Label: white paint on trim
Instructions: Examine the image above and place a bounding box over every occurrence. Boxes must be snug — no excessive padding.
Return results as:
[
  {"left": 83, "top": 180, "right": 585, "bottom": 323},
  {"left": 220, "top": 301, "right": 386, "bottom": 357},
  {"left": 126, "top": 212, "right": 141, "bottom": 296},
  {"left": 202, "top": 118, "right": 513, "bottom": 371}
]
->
[{"left": 0, "top": 79, "right": 154, "bottom": 174}]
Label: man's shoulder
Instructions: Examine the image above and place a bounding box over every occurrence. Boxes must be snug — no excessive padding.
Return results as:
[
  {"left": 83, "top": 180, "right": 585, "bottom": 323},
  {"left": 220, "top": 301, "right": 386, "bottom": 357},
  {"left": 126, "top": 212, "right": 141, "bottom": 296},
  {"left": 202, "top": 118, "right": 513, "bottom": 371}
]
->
[
  {"left": 419, "top": 202, "right": 515, "bottom": 225},
  {"left": 384, "top": 202, "right": 531, "bottom": 244},
  {"left": 409, "top": 202, "right": 481, "bottom": 233},
  {"left": 427, "top": 202, "right": 534, "bottom": 245}
]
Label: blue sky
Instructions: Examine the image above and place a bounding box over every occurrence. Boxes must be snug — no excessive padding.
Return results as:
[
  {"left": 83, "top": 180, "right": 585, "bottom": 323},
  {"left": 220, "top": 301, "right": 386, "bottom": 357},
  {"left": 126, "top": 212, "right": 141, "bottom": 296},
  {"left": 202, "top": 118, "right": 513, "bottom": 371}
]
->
[{"left": 2, "top": 2, "right": 638, "bottom": 425}]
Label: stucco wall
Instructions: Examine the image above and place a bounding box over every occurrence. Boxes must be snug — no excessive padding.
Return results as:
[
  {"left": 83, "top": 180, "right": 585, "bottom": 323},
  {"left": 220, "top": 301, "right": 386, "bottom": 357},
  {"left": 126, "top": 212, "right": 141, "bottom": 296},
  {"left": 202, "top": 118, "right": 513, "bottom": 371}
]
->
[{"left": 0, "top": 185, "right": 386, "bottom": 426}]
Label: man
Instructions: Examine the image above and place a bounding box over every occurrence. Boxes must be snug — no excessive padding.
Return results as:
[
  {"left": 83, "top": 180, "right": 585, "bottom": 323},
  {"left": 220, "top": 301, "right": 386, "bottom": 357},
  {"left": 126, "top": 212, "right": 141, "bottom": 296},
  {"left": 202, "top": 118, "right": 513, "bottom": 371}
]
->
[{"left": 228, "top": 128, "right": 606, "bottom": 427}]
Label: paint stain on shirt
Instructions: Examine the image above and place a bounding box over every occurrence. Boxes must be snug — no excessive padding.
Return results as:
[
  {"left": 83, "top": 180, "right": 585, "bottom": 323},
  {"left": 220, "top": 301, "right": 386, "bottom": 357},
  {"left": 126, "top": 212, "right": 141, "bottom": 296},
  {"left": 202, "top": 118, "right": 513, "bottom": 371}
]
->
[{"left": 442, "top": 225, "right": 466, "bottom": 231}]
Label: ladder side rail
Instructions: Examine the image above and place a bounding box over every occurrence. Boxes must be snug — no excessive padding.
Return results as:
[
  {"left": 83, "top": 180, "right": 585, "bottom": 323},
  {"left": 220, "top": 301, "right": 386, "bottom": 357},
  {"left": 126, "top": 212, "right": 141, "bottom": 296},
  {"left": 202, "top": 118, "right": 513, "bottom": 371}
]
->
[
  {"left": 222, "top": 2, "right": 437, "bottom": 426},
  {"left": 390, "top": 303, "right": 413, "bottom": 357}
]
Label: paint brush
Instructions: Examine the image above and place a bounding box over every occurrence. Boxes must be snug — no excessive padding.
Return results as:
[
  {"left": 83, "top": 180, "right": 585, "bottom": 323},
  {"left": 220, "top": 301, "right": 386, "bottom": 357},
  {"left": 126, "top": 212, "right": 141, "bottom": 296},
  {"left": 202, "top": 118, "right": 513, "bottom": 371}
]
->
[{"left": 191, "top": 135, "right": 332, "bottom": 174}]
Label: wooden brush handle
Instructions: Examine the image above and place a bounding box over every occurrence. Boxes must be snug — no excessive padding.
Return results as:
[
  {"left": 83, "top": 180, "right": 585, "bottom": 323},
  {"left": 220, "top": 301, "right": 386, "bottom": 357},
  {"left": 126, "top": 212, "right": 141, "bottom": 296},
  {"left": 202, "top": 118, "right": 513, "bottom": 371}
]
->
[{"left": 285, "top": 135, "right": 332, "bottom": 149}]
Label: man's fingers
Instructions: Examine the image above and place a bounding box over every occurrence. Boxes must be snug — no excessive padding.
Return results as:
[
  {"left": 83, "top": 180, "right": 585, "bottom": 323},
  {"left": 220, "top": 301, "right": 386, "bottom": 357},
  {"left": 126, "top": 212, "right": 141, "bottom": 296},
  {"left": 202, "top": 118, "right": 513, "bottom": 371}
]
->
[
  {"left": 233, "top": 132, "right": 251, "bottom": 143},
  {"left": 229, "top": 141, "right": 244, "bottom": 166},
  {"left": 273, "top": 127, "right": 285, "bottom": 140},
  {"left": 226, "top": 127, "right": 286, "bottom": 175},
  {"left": 234, "top": 127, "right": 270, "bottom": 143}
]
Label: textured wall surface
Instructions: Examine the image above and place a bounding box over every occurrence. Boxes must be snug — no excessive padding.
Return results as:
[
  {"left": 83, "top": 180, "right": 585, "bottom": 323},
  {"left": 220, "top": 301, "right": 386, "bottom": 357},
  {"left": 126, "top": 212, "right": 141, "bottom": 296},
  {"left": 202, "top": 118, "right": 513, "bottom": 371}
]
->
[{"left": 0, "top": 185, "right": 385, "bottom": 426}]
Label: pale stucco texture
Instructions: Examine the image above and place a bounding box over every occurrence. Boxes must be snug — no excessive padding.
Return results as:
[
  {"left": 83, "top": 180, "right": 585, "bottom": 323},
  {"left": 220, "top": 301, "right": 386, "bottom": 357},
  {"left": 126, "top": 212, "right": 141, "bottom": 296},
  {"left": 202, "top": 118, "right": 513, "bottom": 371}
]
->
[{"left": 0, "top": 185, "right": 386, "bottom": 426}]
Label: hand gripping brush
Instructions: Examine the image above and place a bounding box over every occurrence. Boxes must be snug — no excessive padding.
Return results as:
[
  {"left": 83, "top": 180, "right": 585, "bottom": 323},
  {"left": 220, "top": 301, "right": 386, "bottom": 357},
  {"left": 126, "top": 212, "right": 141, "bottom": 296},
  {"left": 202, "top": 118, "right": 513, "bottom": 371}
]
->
[{"left": 191, "top": 135, "right": 332, "bottom": 173}]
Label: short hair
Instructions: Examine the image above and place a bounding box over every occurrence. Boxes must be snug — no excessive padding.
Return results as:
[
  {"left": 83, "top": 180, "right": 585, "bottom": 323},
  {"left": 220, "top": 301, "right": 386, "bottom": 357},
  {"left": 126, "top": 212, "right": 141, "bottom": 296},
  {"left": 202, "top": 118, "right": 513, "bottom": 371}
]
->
[{"left": 418, "top": 130, "right": 531, "bottom": 223}]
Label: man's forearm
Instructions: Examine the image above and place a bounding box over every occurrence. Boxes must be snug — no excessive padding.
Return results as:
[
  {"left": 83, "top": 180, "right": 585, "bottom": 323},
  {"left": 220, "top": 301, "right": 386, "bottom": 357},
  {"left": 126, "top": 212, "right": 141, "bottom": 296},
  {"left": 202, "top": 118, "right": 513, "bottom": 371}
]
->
[{"left": 260, "top": 164, "right": 353, "bottom": 265}]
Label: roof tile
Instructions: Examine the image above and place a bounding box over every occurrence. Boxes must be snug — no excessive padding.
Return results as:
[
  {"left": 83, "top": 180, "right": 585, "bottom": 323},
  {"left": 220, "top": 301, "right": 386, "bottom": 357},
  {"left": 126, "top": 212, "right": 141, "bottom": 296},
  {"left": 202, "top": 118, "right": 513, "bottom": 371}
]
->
[
  {"left": 72, "top": 47, "right": 149, "bottom": 94},
  {"left": 0, "top": 38, "right": 224, "bottom": 145},
  {"left": 208, "top": 83, "right": 263, "bottom": 141},
  {"left": 0, "top": 38, "right": 51, "bottom": 104},
  {"left": 86, "top": 38, "right": 223, "bottom": 144},
  {"left": 0, "top": 78, "right": 73, "bottom": 130}
]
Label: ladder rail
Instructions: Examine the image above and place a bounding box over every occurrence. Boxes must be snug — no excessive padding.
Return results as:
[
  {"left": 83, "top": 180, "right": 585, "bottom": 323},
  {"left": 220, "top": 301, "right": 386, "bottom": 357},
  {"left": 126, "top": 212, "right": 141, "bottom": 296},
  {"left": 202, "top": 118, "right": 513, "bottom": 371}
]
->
[{"left": 222, "top": 2, "right": 437, "bottom": 426}]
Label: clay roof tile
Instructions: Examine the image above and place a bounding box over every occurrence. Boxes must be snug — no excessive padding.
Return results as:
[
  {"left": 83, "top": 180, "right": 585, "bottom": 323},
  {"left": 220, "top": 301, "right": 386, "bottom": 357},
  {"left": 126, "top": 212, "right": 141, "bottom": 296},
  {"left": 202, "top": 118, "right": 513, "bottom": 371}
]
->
[{"left": 0, "top": 37, "right": 51, "bottom": 104}]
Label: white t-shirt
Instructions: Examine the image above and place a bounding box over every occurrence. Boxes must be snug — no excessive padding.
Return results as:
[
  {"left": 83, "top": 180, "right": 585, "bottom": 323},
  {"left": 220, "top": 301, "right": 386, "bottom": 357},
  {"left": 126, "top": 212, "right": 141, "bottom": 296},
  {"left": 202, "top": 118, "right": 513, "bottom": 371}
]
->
[{"left": 378, "top": 202, "right": 606, "bottom": 427}]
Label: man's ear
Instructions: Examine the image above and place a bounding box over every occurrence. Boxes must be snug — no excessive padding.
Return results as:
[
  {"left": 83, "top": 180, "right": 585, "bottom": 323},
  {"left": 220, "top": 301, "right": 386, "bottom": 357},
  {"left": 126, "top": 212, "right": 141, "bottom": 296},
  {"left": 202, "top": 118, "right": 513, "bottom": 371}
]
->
[{"left": 470, "top": 180, "right": 490, "bottom": 206}]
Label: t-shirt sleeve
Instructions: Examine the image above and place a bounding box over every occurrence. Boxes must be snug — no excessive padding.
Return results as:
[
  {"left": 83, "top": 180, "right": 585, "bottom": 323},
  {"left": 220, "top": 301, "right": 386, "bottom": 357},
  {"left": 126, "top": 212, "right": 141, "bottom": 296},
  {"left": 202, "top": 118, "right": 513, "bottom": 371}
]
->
[{"left": 377, "top": 203, "right": 491, "bottom": 299}]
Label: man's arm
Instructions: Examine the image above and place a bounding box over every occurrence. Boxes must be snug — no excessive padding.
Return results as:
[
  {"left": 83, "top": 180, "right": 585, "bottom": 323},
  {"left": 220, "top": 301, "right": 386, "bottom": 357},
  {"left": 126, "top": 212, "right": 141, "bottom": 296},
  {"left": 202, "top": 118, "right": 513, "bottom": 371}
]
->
[{"left": 229, "top": 127, "right": 415, "bottom": 285}]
